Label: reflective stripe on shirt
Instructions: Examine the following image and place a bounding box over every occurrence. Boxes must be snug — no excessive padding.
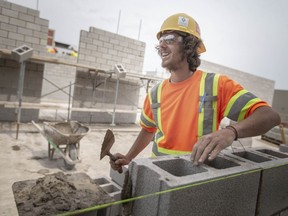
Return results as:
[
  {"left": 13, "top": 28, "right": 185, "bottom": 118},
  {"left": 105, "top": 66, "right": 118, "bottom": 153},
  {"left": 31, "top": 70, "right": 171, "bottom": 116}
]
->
[{"left": 224, "top": 89, "right": 259, "bottom": 121}]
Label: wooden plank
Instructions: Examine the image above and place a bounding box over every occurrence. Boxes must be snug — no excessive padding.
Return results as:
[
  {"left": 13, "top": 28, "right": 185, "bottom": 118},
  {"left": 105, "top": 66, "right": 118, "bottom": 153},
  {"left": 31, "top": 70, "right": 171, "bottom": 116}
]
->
[
  {"left": 0, "top": 101, "right": 140, "bottom": 113},
  {"left": 0, "top": 48, "right": 163, "bottom": 81},
  {"left": 1, "top": 101, "right": 66, "bottom": 110},
  {"left": 71, "top": 107, "right": 140, "bottom": 113},
  {"left": 261, "top": 135, "right": 282, "bottom": 145}
]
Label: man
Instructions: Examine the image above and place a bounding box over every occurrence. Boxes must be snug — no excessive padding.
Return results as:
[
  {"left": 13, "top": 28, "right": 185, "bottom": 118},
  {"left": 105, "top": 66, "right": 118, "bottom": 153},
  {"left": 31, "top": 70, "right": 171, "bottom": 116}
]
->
[{"left": 110, "top": 13, "right": 280, "bottom": 172}]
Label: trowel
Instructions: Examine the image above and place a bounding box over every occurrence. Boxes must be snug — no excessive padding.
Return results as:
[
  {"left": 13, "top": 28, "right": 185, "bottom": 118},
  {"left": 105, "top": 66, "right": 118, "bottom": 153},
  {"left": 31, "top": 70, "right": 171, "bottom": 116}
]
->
[{"left": 100, "top": 129, "right": 117, "bottom": 161}]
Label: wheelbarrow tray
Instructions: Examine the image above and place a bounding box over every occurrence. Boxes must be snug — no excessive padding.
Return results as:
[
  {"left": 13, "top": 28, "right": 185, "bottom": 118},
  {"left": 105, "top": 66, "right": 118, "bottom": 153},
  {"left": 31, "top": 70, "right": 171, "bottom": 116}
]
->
[
  {"left": 42, "top": 121, "right": 90, "bottom": 146},
  {"left": 32, "top": 121, "right": 90, "bottom": 167}
]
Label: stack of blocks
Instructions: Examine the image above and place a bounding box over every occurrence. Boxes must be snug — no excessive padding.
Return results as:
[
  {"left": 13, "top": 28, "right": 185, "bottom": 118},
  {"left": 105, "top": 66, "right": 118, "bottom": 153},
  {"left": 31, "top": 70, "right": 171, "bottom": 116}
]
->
[
  {"left": 93, "top": 176, "right": 122, "bottom": 216},
  {"left": 119, "top": 147, "right": 288, "bottom": 216},
  {"left": 223, "top": 148, "right": 288, "bottom": 216}
]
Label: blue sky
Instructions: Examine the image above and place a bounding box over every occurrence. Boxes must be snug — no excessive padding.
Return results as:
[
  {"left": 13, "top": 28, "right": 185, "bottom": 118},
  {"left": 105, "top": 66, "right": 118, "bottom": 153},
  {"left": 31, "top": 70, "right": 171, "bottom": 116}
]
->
[{"left": 7, "top": 0, "right": 288, "bottom": 90}]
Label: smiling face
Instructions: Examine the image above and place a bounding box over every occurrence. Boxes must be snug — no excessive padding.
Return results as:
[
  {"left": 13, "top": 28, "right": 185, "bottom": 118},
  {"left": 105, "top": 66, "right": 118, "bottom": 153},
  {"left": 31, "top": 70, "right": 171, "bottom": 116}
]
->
[{"left": 157, "top": 32, "right": 186, "bottom": 71}]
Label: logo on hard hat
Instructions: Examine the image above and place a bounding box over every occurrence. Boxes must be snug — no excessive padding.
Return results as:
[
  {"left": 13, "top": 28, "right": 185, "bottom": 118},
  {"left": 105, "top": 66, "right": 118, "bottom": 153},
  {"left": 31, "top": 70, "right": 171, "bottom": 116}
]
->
[{"left": 178, "top": 16, "right": 189, "bottom": 27}]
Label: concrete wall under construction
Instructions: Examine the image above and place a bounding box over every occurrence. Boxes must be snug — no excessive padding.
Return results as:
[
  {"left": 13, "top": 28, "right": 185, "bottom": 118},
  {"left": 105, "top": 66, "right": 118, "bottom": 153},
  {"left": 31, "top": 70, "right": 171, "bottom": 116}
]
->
[
  {"left": 39, "top": 57, "right": 77, "bottom": 122},
  {"left": 0, "top": 1, "right": 48, "bottom": 56},
  {"left": 71, "top": 27, "right": 146, "bottom": 124},
  {"left": 78, "top": 27, "right": 145, "bottom": 73},
  {"left": 0, "top": 0, "right": 49, "bottom": 122},
  {"left": 272, "top": 89, "right": 288, "bottom": 123},
  {"left": 0, "top": 58, "right": 43, "bottom": 122},
  {"left": 0, "top": 1, "right": 145, "bottom": 124}
]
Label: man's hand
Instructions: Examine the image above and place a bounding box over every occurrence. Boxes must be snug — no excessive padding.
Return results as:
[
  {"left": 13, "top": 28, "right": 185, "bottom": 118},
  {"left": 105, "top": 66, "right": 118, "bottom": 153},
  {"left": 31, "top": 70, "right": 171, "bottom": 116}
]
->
[
  {"left": 190, "top": 128, "right": 236, "bottom": 165},
  {"left": 109, "top": 153, "right": 131, "bottom": 173}
]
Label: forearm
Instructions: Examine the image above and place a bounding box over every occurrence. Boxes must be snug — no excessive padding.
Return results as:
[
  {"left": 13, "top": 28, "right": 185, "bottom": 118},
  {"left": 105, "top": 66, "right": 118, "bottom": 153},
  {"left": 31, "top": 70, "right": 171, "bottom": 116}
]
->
[
  {"left": 232, "top": 106, "right": 281, "bottom": 138},
  {"left": 126, "top": 128, "right": 155, "bottom": 161}
]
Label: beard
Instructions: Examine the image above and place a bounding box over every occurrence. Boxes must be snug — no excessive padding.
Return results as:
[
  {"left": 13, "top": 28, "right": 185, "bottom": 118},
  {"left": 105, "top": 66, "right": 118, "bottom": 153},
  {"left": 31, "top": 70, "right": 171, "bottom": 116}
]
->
[{"left": 161, "top": 53, "right": 186, "bottom": 71}]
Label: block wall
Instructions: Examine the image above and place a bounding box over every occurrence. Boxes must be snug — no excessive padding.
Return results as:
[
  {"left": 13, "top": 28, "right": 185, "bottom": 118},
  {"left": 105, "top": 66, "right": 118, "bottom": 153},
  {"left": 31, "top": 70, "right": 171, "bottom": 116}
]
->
[
  {"left": 272, "top": 89, "right": 288, "bottom": 123},
  {"left": 78, "top": 27, "right": 145, "bottom": 73},
  {"left": 0, "top": 0, "right": 48, "bottom": 56},
  {"left": 0, "top": 1, "right": 78, "bottom": 122},
  {"left": 71, "top": 69, "right": 141, "bottom": 124},
  {"left": 39, "top": 56, "right": 77, "bottom": 121},
  {"left": 128, "top": 148, "right": 288, "bottom": 216},
  {"left": 200, "top": 60, "right": 275, "bottom": 105},
  {"left": 71, "top": 27, "right": 146, "bottom": 124},
  {"left": 0, "top": 58, "right": 44, "bottom": 121}
]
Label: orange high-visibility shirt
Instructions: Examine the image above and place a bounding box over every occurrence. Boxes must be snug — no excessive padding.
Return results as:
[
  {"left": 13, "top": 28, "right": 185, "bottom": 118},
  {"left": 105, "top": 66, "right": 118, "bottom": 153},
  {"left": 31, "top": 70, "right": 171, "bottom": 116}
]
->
[{"left": 140, "top": 70, "right": 268, "bottom": 153}]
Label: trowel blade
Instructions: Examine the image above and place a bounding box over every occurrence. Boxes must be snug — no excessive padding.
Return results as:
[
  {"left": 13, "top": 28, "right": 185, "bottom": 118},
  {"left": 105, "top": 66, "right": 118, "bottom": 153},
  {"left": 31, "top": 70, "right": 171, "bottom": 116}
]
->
[{"left": 100, "top": 129, "right": 115, "bottom": 160}]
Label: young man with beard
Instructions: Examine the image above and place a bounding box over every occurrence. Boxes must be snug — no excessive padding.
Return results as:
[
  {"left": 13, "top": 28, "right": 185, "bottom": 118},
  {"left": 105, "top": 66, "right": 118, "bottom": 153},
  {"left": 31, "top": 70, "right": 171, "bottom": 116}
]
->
[{"left": 110, "top": 13, "right": 280, "bottom": 172}]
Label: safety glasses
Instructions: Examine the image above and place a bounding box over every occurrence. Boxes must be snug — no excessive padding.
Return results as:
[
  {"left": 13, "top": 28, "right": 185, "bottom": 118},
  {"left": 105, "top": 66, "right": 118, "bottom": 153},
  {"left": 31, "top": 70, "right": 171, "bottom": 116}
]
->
[{"left": 158, "top": 34, "right": 178, "bottom": 45}]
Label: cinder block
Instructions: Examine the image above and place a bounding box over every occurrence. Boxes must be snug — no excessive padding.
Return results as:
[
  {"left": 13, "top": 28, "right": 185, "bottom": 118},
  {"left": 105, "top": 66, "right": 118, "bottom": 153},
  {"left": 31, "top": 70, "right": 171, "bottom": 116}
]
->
[
  {"left": 94, "top": 176, "right": 122, "bottom": 216},
  {"left": 279, "top": 144, "right": 288, "bottom": 153},
  {"left": 129, "top": 154, "right": 261, "bottom": 216},
  {"left": 109, "top": 165, "right": 128, "bottom": 187},
  {"left": 280, "top": 208, "right": 288, "bottom": 216},
  {"left": 223, "top": 148, "right": 288, "bottom": 216}
]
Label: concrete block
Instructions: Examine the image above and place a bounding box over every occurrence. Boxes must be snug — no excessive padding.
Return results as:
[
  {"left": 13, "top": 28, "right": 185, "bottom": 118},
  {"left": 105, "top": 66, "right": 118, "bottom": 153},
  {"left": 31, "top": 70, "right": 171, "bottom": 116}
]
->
[
  {"left": 109, "top": 165, "right": 128, "bottom": 187},
  {"left": 94, "top": 176, "right": 122, "bottom": 216},
  {"left": 231, "top": 137, "right": 253, "bottom": 149},
  {"left": 11, "top": 44, "right": 33, "bottom": 62},
  {"left": 9, "top": 17, "right": 26, "bottom": 27},
  {"left": 279, "top": 144, "right": 288, "bottom": 153},
  {"left": 2, "top": 7, "right": 18, "bottom": 18},
  {"left": 129, "top": 154, "right": 261, "bottom": 216},
  {"left": 223, "top": 148, "right": 288, "bottom": 216},
  {"left": 280, "top": 208, "right": 288, "bottom": 216}
]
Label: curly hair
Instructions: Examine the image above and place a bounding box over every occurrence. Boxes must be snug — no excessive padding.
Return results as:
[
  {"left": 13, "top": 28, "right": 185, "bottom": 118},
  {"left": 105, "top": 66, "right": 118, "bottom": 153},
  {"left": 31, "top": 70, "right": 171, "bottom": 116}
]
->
[{"left": 179, "top": 33, "right": 202, "bottom": 72}]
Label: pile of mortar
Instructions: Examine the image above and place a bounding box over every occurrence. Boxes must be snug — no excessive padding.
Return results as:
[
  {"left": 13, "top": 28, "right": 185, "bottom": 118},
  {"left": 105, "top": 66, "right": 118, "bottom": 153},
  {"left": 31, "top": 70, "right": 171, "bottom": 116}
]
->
[{"left": 12, "top": 172, "right": 114, "bottom": 216}]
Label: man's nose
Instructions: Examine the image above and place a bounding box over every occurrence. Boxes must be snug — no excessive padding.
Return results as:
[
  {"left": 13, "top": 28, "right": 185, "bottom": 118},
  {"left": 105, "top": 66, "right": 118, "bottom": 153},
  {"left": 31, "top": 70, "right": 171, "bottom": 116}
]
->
[{"left": 159, "top": 40, "right": 167, "bottom": 48}]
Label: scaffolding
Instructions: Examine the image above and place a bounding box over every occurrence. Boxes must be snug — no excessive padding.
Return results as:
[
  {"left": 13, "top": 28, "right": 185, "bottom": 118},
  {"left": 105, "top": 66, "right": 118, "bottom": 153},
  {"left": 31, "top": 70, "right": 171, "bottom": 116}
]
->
[{"left": 0, "top": 48, "right": 162, "bottom": 138}]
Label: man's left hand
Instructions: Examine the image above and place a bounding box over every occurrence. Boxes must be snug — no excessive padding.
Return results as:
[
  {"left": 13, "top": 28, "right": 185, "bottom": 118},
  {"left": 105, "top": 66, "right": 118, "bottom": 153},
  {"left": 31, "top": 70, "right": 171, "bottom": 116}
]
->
[{"left": 190, "top": 128, "right": 236, "bottom": 165}]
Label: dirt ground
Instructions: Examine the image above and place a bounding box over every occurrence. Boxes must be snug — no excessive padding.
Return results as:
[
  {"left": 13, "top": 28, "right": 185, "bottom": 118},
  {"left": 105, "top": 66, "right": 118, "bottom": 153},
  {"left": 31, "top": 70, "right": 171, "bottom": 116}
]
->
[
  {"left": 0, "top": 122, "right": 151, "bottom": 216},
  {"left": 0, "top": 122, "right": 278, "bottom": 216}
]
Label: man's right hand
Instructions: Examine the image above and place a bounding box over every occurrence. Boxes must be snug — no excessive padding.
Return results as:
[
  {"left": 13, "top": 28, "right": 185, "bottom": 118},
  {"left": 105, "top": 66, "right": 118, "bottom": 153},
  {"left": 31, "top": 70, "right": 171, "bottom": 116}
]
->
[{"left": 109, "top": 153, "right": 131, "bottom": 173}]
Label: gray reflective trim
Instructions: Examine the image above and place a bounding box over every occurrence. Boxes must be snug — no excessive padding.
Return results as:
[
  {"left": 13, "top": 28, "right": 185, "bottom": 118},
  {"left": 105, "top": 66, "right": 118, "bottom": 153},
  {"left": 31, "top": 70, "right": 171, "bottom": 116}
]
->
[
  {"left": 150, "top": 82, "right": 161, "bottom": 128},
  {"left": 202, "top": 73, "right": 217, "bottom": 135},
  {"left": 151, "top": 103, "right": 160, "bottom": 109},
  {"left": 150, "top": 82, "right": 161, "bottom": 104},
  {"left": 152, "top": 142, "right": 167, "bottom": 156},
  {"left": 199, "top": 96, "right": 218, "bottom": 108},
  {"left": 140, "top": 112, "right": 155, "bottom": 128},
  {"left": 155, "top": 130, "right": 164, "bottom": 141},
  {"left": 203, "top": 108, "right": 214, "bottom": 134},
  {"left": 227, "top": 92, "right": 257, "bottom": 121},
  {"left": 204, "top": 73, "right": 215, "bottom": 96}
]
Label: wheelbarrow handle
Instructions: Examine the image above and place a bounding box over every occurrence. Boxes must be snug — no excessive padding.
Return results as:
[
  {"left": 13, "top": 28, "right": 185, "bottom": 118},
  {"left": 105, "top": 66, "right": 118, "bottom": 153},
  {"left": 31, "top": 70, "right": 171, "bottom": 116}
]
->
[{"left": 31, "top": 120, "right": 44, "bottom": 135}]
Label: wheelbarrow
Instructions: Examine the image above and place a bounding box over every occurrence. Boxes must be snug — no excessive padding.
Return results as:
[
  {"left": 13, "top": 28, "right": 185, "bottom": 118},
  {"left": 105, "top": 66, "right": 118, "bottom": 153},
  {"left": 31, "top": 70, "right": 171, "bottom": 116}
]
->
[{"left": 32, "top": 120, "right": 90, "bottom": 170}]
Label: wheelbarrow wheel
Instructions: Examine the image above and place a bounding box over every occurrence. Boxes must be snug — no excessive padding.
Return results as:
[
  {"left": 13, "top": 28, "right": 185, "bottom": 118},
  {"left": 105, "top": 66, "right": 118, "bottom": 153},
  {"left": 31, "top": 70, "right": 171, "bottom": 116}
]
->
[{"left": 64, "top": 144, "right": 77, "bottom": 170}]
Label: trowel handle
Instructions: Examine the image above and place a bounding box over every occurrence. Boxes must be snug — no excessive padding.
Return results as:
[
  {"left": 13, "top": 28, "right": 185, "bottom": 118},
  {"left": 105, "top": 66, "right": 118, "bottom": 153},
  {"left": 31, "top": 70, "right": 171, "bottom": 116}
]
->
[
  {"left": 107, "top": 152, "right": 117, "bottom": 161},
  {"left": 107, "top": 152, "right": 123, "bottom": 173}
]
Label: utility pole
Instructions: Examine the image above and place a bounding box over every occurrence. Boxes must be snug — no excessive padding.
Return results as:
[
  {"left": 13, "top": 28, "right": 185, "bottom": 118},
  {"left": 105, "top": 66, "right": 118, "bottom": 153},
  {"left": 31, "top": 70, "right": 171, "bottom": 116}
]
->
[
  {"left": 138, "top": 19, "right": 142, "bottom": 40},
  {"left": 116, "top": 10, "right": 121, "bottom": 34}
]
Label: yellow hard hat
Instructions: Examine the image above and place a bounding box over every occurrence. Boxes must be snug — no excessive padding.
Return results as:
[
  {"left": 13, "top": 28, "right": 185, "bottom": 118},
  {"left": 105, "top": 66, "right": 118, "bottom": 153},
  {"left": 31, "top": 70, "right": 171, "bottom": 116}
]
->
[{"left": 157, "top": 13, "right": 206, "bottom": 53}]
